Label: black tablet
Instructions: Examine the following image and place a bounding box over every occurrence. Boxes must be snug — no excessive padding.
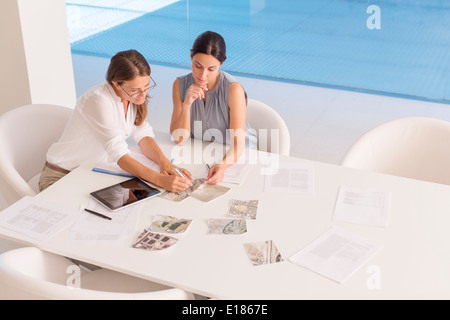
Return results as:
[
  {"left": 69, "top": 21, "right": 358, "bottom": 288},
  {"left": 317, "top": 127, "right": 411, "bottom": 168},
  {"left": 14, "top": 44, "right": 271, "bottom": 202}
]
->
[{"left": 90, "top": 178, "right": 161, "bottom": 211}]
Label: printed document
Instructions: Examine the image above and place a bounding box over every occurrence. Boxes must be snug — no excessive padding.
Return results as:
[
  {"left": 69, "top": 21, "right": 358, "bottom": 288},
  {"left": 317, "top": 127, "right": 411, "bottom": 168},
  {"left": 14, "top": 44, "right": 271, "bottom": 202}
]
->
[
  {"left": 264, "top": 162, "right": 315, "bottom": 195},
  {"left": 0, "top": 196, "right": 77, "bottom": 241},
  {"left": 289, "top": 226, "right": 382, "bottom": 283},
  {"left": 221, "top": 162, "right": 252, "bottom": 184},
  {"left": 333, "top": 185, "right": 391, "bottom": 227}
]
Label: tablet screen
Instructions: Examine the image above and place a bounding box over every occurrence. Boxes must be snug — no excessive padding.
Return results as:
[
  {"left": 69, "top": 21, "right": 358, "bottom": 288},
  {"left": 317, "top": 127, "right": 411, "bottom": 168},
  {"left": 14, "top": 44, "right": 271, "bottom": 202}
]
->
[{"left": 90, "top": 178, "right": 161, "bottom": 211}]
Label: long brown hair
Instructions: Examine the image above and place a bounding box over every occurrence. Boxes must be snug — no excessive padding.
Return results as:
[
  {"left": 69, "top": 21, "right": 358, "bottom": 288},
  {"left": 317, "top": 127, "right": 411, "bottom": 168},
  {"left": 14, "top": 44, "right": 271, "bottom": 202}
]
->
[{"left": 106, "top": 49, "right": 150, "bottom": 126}]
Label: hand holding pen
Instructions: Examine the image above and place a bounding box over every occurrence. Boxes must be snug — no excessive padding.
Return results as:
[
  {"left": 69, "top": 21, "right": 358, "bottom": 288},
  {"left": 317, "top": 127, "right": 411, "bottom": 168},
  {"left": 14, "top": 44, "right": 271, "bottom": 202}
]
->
[
  {"left": 169, "top": 159, "right": 192, "bottom": 180},
  {"left": 156, "top": 158, "right": 191, "bottom": 192}
]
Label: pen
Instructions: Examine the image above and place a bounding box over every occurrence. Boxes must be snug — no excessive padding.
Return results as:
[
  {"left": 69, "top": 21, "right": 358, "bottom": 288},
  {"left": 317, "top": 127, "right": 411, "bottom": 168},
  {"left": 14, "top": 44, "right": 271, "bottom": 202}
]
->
[
  {"left": 84, "top": 208, "right": 112, "bottom": 220},
  {"left": 170, "top": 158, "right": 186, "bottom": 179},
  {"left": 174, "top": 167, "right": 186, "bottom": 179}
]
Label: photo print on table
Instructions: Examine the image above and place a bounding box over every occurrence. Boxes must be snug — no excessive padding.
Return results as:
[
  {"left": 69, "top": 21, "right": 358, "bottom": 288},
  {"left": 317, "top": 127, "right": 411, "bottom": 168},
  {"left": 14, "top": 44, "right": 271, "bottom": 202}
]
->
[
  {"left": 189, "top": 183, "right": 230, "bottom": 202},
  {"left": 149, "top": 214, "right": 192, "bottom": 234},
  {"left": 159, "top": 179, "right": 204, "bottom": 202},
  {"left": 227, "top": 199, "right": 258, "bottom": 219},
  {"left": 132, "top": 229, "right": 178, "bottom": 251},
  {"left": 159, "top": 178, "right": 230, "bottom": 202},
  {"left": 243, "top": 240, "right": 284, "bottom": 266},
  {"left": 207, "top": 218, "right": 247, "bottom": 235}
]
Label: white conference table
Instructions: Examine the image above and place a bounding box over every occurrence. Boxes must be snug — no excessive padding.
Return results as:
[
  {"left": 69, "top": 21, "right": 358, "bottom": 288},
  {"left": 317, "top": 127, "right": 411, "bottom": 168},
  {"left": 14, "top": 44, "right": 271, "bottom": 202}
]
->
[{"left": 1, "top": 132, "right": 450, "bottom": 300}]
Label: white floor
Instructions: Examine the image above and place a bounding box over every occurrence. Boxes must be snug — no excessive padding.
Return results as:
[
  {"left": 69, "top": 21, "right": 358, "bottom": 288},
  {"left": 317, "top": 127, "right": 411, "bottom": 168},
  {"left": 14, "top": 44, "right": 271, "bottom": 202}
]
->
[{"left": 1, "top": 53, "right": 450, "bottom": 250}]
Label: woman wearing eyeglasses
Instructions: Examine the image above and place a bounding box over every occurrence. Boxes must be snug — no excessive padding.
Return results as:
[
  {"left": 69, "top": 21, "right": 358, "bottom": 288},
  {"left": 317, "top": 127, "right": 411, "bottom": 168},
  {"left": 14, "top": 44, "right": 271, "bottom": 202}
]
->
[
  {"left": 39, "top": 49, "right": 192, "bottom": 192},
  {"left": 170, "top": 31, "right": 257, "bottom": 185}
]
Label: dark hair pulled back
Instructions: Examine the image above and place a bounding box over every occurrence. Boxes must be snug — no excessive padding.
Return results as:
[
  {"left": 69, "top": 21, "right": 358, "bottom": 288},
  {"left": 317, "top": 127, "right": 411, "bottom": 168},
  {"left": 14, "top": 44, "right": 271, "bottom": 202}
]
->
[{"left": 191, "top": 31, "right": 227, "bottom": 63}]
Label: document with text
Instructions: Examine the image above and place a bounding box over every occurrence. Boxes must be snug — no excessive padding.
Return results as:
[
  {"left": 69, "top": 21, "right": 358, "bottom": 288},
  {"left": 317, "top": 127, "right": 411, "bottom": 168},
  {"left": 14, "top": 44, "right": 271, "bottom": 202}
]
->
[
  {"left": 221, "top": 162, "right": 253, "bottom": 184},
  {"left": 0, "top": 196, "right": 77, "bottom": 241},
  {"left": 333, "top": 185, "right": 391, "bottom": 227},
  {"left": 264, "top": 162, "right": 315, "bottom": 195},
  {"left": 289, "top": 226, "right": 382, "bottom": 283}
]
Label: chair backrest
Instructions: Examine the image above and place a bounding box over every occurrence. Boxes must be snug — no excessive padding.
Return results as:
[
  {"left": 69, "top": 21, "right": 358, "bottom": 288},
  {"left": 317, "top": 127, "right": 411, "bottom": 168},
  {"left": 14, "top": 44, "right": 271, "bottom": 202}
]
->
[
  {"left": 340, "top": 117, "right": 450, "bottom": 185},
  {"left": 0, "top": 247, "right": 194, "bottom": 300},
  {"left": 246, "top": 99, "right": 290, "bottom": 156},
  {"left": 0, "top": 104, "right": 72, "bottom": 205}
]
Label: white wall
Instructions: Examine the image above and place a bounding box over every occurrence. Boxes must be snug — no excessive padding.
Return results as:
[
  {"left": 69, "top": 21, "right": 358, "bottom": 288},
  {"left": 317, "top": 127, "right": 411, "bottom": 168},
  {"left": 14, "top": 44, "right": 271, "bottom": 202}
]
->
[{"left": 0, "top": 0, "right": 76, "bottom": 115}]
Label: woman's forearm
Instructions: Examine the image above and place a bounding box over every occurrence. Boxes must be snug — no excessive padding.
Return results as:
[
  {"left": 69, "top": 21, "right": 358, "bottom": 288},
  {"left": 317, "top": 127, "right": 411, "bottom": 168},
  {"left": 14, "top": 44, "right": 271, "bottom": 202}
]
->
[
  {"left": 170, "top": 104, "right": 192, "bottom": 145},
  {"left": 220, "top": 129, "right": 246, "bottom": 166},
  {"left": 117, "top": 153, "right": 163, "bottom": 186},
  {"left": 138, "top": 136, "right": 167, "bottom": 165}
]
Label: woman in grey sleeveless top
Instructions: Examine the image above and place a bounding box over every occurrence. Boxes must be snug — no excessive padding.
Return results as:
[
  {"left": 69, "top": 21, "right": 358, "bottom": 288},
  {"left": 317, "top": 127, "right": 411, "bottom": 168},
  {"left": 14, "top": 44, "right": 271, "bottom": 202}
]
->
[{"left": 170, "top": 31, "right": 257, "bottom": 184}]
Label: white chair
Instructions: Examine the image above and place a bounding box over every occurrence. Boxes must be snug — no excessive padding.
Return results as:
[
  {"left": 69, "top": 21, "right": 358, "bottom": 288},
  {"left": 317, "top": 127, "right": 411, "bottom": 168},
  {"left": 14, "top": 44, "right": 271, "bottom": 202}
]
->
[
  {"left": 0, "top": 104, "right": 73, "bottom": 206},
  {"left": 0, "top": 247, "right": 195, "bottom": 300},
  {"left": 246, "top": 99, "right": 291, "bottom": 156},
  {"left": 340, "top": 117, "right": 450, "bottom": 185}
]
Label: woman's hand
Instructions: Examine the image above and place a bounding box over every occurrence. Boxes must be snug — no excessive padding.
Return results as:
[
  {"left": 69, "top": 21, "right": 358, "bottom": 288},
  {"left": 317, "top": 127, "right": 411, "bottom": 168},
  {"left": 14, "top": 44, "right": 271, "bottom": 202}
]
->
[
  {"left": 205, "top": 163, "right": 227, "bottom": 184},
  {"left": 159, "top": 158, "right": 192, "bottom": 180},
  {"left": 184, "top": 83, "right": 208, "bottom": 107},
  {"left": 159, "top": 174, "right": 192, "bottom": 193},
  {"left": 158, "top": 158, "right": 192, "bottom": 192}
]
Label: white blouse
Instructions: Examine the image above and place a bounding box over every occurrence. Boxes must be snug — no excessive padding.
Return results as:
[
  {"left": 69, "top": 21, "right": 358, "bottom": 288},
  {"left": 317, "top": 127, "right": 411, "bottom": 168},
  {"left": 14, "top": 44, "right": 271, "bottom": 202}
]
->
[{"left": 46, "top": 81, "right": 155, "bottom": 171}]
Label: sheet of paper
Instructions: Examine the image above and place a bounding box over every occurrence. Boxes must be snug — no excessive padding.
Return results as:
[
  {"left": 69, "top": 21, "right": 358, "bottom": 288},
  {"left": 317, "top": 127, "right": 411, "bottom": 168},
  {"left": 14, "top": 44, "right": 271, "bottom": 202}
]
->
[
  {"left": 193, "top": 148, "right": 253, "bottom": 184},
  {"left": 222, "top": 162, "right": 253, "bottom": 184},
  {"left": 333, "top": 185, "right": 391, "bottom": 227},
  {"left": 70, "top": 199, "right": 140, "bottom": 238},
  {"left": 68, "top": 233, "right": 123, "bottom": 245},
  {"left": 0, "top": 196, "right": 78, "bottom": 241},
  {"left": 289, "top": 226, "right": 382, "bottom": 283},
  {"left": 264, "top": 162, "right": 315, "bottom": 195},
  {"left": 194, "top": 162, "right": 253, "bottom": 185},
  {"left": 243, "top": 240, "right": 284, "bottom": 266},
  {"left": 207, "top": 218, "right": 247, "bottom": 235}
]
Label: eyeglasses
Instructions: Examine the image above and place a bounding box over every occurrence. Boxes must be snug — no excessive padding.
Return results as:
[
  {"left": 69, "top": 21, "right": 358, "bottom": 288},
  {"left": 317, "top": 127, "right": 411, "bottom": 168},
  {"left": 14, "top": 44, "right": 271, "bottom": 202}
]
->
[{"left": 119, "top": 76, "right": 157, "bottom": 99}]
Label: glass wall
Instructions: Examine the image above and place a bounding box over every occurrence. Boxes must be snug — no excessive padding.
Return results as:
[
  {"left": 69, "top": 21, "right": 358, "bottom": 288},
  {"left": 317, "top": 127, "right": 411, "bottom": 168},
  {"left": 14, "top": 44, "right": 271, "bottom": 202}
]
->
[{"left": 66, "top": 0, "right": 450, "bottom": 103}]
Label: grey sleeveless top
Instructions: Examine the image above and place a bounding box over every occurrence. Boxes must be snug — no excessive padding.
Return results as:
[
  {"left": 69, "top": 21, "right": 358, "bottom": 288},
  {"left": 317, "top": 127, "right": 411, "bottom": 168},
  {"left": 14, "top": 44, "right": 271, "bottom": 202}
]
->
[{"left": 178, "top": 70, "right": 257, "bottom": 149}]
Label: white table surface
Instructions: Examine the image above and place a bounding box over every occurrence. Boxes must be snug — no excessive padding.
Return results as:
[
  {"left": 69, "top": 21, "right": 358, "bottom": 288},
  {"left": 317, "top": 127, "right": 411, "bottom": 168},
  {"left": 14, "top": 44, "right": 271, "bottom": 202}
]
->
[{"left": 1, "top": 132, "right": 450, "bottom": 299}]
